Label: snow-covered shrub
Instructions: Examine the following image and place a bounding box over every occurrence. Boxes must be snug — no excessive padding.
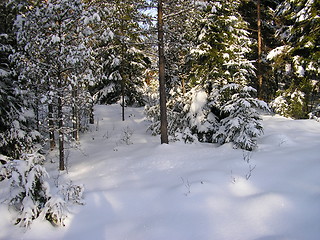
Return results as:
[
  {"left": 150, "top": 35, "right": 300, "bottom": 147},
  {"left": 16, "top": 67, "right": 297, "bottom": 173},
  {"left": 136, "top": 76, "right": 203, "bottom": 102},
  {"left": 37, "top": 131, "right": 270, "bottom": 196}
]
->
[
  {"left": 270, "top": 88, "right": 306, "bottom": 119},
  {"left": 1, "top": 152, "right": 79, "bottom": 228},
  {"left": 184, "top": 86, "right": 219, "bottom": 143},
  {"left": 145, "top": 86, "right": 187, "bottom": 139},
  {"left": 40, "top": 196, "right": 68, "bottom": 227},
  {"left": 146, "top": 83, "right": 268, "bottom": 150},
  {"left": 213, "top": 84, "right": 269, "bottom": 151},
  {"left": 166, "top": 87, "right": 189, "bottom": 139},
  {"left": 269, "top": 94, "right": 289, "bottom": 117},
  {"left": 146, "top": 86, "right": 218, "bottom": 143},
  {"left": 146, "top": 86, "right": 194, "bottom": 142},
  {"left": 59, "top": 181, "right": 85, "bottom": 205},
  {"left": 5, "top": 156, "right": 50, "bottom": 227},
  {"left": 309, "top": 104, "right": 320, "bottom": 122},
  {"left": 145, "top": 103, "right": 161, "bottom": 136},
  {"left": 144, "top": 79, "right": 161, "bottom": 136}
]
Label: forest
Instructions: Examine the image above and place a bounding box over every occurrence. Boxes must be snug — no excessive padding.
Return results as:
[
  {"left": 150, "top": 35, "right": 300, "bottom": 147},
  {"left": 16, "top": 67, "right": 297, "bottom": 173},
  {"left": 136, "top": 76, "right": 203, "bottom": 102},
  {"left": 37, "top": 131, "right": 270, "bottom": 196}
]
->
[{"left": 0, "top": 0, "right": 319, "bottom": 237}]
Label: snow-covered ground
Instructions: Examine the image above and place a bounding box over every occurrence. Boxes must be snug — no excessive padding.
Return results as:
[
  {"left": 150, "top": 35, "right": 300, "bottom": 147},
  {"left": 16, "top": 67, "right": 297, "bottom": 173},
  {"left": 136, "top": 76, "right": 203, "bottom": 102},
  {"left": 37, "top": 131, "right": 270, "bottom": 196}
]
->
[{"left": 1, "top": 104, "right": 320, "bottom": 240}]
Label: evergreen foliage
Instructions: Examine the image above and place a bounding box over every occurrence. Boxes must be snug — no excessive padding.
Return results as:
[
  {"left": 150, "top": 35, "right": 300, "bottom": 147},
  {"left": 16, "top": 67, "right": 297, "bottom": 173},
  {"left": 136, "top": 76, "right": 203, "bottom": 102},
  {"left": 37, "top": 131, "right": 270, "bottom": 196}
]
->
[
  {"left": 146, "top": 0, "right": 267, "bottom": 150},
  {"left": 213, "top": 84, "right": 269, "bottom": 150},
  {"left": 89, "top": 0, "right": 151, "bottom": 106},
  {"left": 0, "top": 151, "right": 84, "bottom": 227},
  {"left": 0, "top": 1, "right": 40, "bottom": 159},
  {"left": 268, "top": 0, "right": 319, "bottom": 118},
  {"left": 146, "top": 84, "right": 268, "bottom": 150},
  {"left": 239, "top": 0, "right": 281, "bottom": 100},
  {"left": 11, "top": 0, "right": 96, "bottom": 168},
  {"left": 188, "top": 0, "right": 255, "bottom": 87}
]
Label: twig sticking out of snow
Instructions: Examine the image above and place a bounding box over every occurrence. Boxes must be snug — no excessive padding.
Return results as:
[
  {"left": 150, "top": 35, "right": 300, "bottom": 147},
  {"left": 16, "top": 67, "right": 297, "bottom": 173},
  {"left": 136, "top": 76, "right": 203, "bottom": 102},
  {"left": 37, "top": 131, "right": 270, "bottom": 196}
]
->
[
  {"left": 245, "top": 164, "right": 256, "bottom": 180},
  {"left": 230, "top": 170, "right": 237, "bottom": 184},
  {"left": 231, "top": 151, "right": 257, "bottom": 183},
  {"left": 120, "top": 126, "right": 134, "bottom": 145},
  {"left": 242, "top": 150, "right": 256, "bottom": 180},
  {"left": 181, "top": 177, "right": 191, "bottom": 196},
  {"left": 242, "top": 150, "right": 252, "bottom": 163}
]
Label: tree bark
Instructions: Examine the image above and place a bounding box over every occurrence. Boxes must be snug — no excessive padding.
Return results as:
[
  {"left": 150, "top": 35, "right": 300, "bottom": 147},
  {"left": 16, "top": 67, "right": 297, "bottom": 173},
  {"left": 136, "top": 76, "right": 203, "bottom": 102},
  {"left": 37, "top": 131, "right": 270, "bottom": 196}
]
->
[
  {"left": 120, "top": 16, "right": 125, "bottom": 122},
  {"left": 121, "top": 78, "right": 125, "bottom": 121},
  {"left": 257, "top": 0, "right": 263, "bottom": 99},
  {"left": 89, "top": 102, "right": 94, "bottom": 124},
  {"left": 72, "top": 86, "right": 79, "bottom": 141},
  {"left": 58, "top": 74, "right": 64, "bottom": 171},
  {"left": 48, "top": 103, "right": 56, "bottom": 150},
  {"left": 158, "top": 0, "right": 168, "bottom": 144}
]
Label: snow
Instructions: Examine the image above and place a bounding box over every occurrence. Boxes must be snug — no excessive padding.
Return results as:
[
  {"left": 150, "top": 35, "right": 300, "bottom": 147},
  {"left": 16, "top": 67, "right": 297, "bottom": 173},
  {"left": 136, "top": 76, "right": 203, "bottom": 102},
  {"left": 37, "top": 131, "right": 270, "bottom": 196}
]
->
[
  {"left": 296, "top": 66, "right": 305, "bottom": 77},
  {"left": 92, "top": 13, "right": 101, "bottom": 22},
  {"left": 0, "top": 69, "right": 10, "bottom": 77},
  {"left": 51, "top": 35, "right": 61, "bottom": 44},
  {"left": 1, "top": 104, "right": 320, "bottom": 240},
  {"left": 190, "top": 90, "right": 207, "bottom": 115},
  {"left": 198, "top": 28, "right": 207, "bottom": 41},
  {"left": 296, "top": 0, "right": 313, "bottom": 22},
  {"left": 267, "top": 46, "right": 287, "bottom": 60}
]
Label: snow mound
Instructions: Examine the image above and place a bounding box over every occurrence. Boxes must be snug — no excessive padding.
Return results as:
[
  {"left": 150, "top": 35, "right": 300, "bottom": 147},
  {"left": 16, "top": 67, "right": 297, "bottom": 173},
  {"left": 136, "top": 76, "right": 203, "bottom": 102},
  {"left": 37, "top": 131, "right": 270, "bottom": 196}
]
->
[{"left": 259, "top": 133, "right": 296, "bottom": 149}]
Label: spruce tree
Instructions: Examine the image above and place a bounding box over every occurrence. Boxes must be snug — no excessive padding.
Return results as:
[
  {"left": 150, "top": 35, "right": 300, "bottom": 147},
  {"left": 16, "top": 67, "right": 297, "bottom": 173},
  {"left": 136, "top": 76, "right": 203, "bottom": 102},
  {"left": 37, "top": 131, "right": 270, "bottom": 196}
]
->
[
  {"left": 268, "top": 0, "right": 319, "bottom": 118},
  {"left": 146, "top": 0, "right": 268, "bottom": 150},
  {"left": 89, "top": 0, "right": 151, "bottom": 118},
  {"left": 0, "top": 1, "right": 40, "bottom": 159},
  {"left": 239, "top": 0, "right": 281, "bottom": 100}
]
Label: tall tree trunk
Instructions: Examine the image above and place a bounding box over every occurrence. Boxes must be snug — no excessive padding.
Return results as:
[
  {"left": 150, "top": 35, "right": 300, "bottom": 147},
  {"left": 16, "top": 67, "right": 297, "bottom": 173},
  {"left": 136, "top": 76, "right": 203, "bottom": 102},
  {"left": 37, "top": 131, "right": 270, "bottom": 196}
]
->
[
  {"left": 182, "top": 78, "right": 186, "bottom": 96},
  {"left": 48, "top": 103, "right": 55, "bottom": 150},
  {"left": 89, "top": 101, "right": 94, "bottom": 124},
  {"left": 34, "top": 87, "right": 40, "bottom": 132},
  {"left": 121, "top": 78, "right": 125, "bottom": 121},
  {"left": 158, "top": 0, "right": 168, "bottom": 144},
  {"left": 257, "top": 0, "right": 263, "bottom": 99},
  {"left": 120, "top": 18, "right": 125, "bottom": 122},
  {"left": 58, "top": 74, "right": 64, "bottom": 171},
  {"left": 72, "top": 86, "right": 79, "bottom": 141}
]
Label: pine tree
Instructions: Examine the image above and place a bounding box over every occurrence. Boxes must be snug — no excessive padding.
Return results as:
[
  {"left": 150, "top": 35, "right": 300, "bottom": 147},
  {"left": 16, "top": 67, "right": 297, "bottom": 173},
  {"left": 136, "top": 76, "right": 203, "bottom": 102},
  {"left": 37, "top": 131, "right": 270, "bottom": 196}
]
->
[
  {"left": 239, "top": 0, "right": 281, "bottom": 100},
  {"left": 188, "top": 0, "right": 255, "bottom": 88},
  {"left": 13, "top": 0, "right": 95, "bottom": 170},
  {"left": 268, "top": 0, "right": 319, "bottom": 118},
  {"left": 0, "top": 0, "right": 40, "bottom": 159},
  {"left": 146, "top": 0, "right": 199, "bottom": 144},
  {"left": 89, "top": 0, "right": 151, "bottom": 121},
  {"left": 188, "top": 0, "right": 267, "bottom": 149}
]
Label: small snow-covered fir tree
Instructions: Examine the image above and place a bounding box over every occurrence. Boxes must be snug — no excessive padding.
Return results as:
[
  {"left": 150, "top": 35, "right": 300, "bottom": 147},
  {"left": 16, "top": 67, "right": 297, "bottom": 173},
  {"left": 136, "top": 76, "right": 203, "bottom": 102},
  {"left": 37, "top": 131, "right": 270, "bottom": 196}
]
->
[
  {"left": 213, "top": 84, "right": 269, "bottom": 150},
  {"left": 270, "top": 87, "right": 306, "bottom": 118},
  {"left": 3, "top": 152, "right": 52, "bottom": 227},
  {"left": 182, "top": 86, "right": 219, "bottom": 143},
  {"left": 0, "top": 151, "right": 85, "bottom": 228}
]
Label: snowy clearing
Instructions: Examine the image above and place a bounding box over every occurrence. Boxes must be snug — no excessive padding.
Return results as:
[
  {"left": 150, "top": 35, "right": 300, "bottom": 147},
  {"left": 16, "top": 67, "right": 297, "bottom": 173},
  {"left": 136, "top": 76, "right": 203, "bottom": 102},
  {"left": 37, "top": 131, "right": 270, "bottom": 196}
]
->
[{"left": 1, "top": 104, "right": 320, "bottom": 240}]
